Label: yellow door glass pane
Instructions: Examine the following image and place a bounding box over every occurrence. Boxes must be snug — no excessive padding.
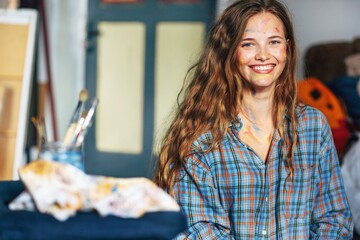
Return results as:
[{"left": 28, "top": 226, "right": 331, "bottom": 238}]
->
[
  {"left": 97, "top": 22, "right": 145, "bottom": 154},
  {"left": 154, "top": 22, "right": 205, "bottom": 153}
]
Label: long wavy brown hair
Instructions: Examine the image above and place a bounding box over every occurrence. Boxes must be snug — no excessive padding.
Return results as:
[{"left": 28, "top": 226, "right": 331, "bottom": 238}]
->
[{"left": 153, "top": 0, "right": 298, "bottom": 194}]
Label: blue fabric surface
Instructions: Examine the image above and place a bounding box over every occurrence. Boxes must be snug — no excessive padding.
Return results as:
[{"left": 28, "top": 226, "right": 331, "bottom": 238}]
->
[
  {"left": 328, "top": 75, "right": 360, "bottom": 127},
  {"left": 0, "top": 181, "right": 186, "bottom": 240}
]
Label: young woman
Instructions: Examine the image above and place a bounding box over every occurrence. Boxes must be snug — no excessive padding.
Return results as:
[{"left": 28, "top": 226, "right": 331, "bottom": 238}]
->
[{"left": 154, "top": 0, "right": 353, "bottom": 238}]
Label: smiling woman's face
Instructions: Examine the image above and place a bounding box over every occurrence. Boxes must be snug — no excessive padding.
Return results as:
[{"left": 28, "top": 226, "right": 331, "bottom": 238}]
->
[{"left": 237, "top": 12, "right": 287, "bottom": 92}]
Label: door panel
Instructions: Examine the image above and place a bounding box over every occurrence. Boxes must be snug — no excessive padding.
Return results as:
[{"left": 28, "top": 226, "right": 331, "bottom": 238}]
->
[
  {"left": 85, "top": 0, "right": 215, "bottom": 178},
  {"left": 96, "top": 22, "right": 145, "bottom": 154}
]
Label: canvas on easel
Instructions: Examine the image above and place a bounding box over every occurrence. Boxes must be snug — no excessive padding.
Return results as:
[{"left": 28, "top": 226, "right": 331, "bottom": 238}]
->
[{"left": 0, "top": 9, "right": 37, "bottom": 180}]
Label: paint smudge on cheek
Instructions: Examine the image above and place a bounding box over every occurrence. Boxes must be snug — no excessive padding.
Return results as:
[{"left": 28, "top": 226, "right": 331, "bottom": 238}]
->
[
  {"left": 280, "top": 46, "right": 287, "bottom": 59},
  {"left": 238, "top": 51, "right": 253, "bottom": 65},
  {"left": 237, "top": 48, "right": 247, "bottom": 65},
  {"left": 239, "top": 58, "right": 246, "bottom": 64}
]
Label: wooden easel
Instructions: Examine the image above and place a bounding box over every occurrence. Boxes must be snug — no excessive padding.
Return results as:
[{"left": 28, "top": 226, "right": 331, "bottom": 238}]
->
[{"left": 0, "top": 2, "right": 37, "bottom": 180}]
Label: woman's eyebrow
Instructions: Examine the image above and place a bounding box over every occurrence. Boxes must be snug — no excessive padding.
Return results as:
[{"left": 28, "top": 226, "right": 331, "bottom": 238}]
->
[
  {"left": 268, "top": 35, "right": 284, "bottom": 39},
  {"left": 240, "top": 37, "right": 255, "bottom": 41}
]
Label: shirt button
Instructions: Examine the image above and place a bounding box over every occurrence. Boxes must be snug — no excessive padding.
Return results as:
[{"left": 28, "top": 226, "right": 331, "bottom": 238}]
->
[
  {"left": 265, "top": 197, "right": 268, "bottom": 202},
  {"left": 262, "top": 230, "right": 267, "bottom": 235}
]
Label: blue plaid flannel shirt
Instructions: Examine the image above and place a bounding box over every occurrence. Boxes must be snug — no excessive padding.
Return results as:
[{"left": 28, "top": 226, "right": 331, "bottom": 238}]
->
[{"left": 172, "top": 106, "right": 353, "bottom": 239}]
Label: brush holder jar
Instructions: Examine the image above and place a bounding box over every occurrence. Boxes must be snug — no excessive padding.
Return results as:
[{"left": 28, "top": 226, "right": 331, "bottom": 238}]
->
[{"left": 39, "top": 142, "right": 84, "bottom": 171}]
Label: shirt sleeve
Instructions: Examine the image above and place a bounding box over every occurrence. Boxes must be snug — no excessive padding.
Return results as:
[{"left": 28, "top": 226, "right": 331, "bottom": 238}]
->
[
  {"left": 310, "top": 115, "right": 353, "bottom": 239},
  {"left": 172, "top": 153, "right": 235, "bottom": 240}
]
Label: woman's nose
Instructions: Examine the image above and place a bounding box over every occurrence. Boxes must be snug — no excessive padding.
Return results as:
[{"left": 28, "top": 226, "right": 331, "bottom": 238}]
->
[{"left": 255, "top": 47, "right": 270, "bottom": 61}]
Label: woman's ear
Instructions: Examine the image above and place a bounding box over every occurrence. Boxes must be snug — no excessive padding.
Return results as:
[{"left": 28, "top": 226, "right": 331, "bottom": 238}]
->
[
  {"left": 286, "top": 39, "right": 291, "bottom": 51},
  {"left": 286, "top": 39, "right": 291, "bottom": 53}
]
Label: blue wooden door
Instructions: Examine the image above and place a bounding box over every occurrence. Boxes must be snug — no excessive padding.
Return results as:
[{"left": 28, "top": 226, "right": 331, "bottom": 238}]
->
[{"left": 84, "top": 0, "right": 215, "bottom": 178}]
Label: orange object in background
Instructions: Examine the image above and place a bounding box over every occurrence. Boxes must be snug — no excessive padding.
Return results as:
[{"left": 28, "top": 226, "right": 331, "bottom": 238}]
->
[
  {"left": 298, "top": 77, "right": 346, "bottom": 129},
  {"left": 297, "top": 77, "right": 350, "bottom": 155}
]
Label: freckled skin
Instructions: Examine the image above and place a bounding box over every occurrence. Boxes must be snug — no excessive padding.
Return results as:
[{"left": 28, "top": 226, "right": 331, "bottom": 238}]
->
[
  {"left": 237, "top": 12, "right": 287, "bottom": 93},
  {"left": 259, "top": 18, "right": 271, "bottom": 32}
]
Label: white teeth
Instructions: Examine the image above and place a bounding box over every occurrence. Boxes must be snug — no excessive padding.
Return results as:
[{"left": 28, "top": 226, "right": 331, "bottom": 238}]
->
[{"left": 253, "top": 65, "right": 274, "bottom": 71}]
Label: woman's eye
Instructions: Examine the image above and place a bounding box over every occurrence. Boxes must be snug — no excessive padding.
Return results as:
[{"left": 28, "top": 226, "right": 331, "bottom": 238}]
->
[
  {"left": 241, "top": 42, "right": 253, "bottom": 48},
  {"left": 270, "top": 40, "right": 281, "bottom": 45}
]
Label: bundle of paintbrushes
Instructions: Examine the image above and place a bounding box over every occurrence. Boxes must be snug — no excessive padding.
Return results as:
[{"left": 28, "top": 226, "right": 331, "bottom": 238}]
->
[{"left": 63, "top": 89, "right": 99, "bottom": 147}]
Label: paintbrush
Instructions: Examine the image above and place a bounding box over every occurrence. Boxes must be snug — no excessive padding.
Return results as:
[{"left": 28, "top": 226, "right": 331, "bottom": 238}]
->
[
  {"left": 63, "top": 89, "right": 89, "bottom": 145},
  {"left": 39, "top": 116, "right": 48, "bottom": 145},
  {"left": 32, "top": 117, "right": 44, "bottom": 159},
  {"left": 73, "top": 97, "right": 99, "bottom": 146}
]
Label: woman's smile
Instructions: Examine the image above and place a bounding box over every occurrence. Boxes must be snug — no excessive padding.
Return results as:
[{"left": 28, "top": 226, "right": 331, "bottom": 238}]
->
[{"left": 250, "top": 64, "right": 275, "bottom": 74}]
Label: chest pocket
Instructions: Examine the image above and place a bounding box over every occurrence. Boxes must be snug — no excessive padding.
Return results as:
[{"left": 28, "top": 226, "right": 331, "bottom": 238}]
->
[{"left": 281, "top": 166, "right": 315, "bottom": 219}]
